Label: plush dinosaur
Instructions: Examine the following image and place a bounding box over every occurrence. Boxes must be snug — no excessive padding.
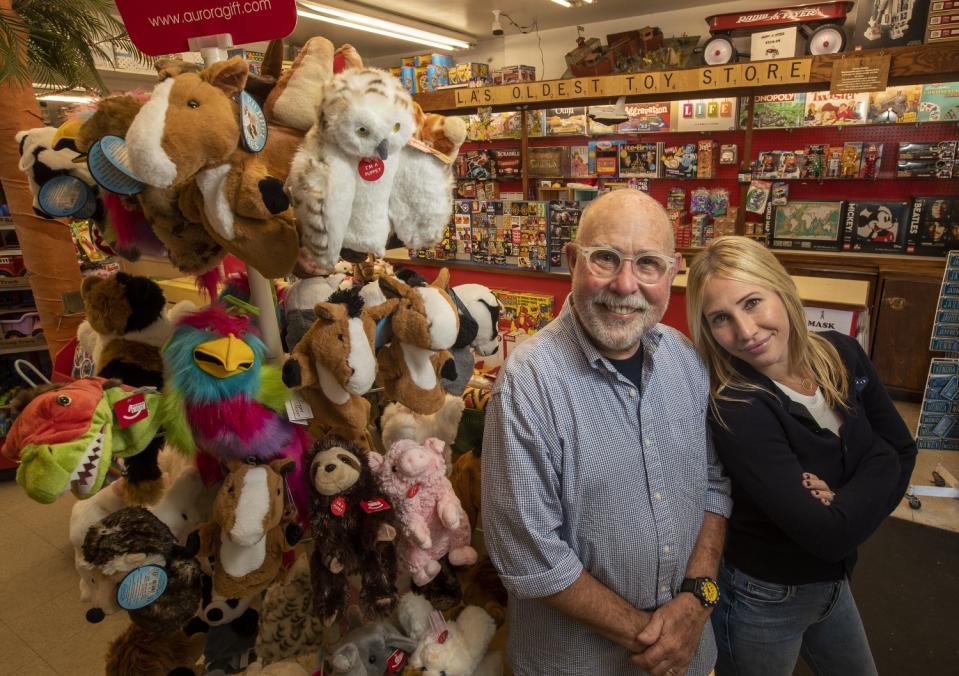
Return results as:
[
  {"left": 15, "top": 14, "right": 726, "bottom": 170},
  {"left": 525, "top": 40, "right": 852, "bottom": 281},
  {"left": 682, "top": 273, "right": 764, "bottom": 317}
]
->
[{"left": 1, "top": 378, "right": 164, "bottom": 504}]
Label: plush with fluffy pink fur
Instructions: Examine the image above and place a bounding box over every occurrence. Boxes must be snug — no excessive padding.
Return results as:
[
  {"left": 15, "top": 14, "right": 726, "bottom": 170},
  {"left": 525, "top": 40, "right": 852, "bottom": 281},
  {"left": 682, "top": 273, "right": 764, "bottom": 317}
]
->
[{"left": 368, "top": 438, "right": 476, "bottom": 585}]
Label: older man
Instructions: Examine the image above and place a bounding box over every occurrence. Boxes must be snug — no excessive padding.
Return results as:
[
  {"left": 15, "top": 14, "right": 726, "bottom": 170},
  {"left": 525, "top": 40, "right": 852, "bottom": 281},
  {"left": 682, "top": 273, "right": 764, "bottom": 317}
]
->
[{"left": 482, "top": 190, "right": 732, "bottom": 676}]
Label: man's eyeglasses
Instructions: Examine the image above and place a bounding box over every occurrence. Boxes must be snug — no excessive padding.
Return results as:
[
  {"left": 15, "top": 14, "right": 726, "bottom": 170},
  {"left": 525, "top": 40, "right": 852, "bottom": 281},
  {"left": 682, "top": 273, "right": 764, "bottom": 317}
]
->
[{"left": 576, "top": 246, "right": 676, "bottom": 285}]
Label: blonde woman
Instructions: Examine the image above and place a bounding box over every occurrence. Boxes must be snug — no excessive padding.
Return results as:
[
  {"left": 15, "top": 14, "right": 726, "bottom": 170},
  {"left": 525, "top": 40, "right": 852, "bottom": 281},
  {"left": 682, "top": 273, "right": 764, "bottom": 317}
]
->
[{"left": 685, "top": 236, "right": 916, "bottom": 676}]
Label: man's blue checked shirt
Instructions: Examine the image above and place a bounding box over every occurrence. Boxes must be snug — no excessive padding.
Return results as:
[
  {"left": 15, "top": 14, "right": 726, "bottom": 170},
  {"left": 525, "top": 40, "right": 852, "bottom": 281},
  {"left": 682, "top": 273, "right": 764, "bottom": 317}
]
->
[{"left": 482, "top": 298, "right": 733, "bottom": 676}]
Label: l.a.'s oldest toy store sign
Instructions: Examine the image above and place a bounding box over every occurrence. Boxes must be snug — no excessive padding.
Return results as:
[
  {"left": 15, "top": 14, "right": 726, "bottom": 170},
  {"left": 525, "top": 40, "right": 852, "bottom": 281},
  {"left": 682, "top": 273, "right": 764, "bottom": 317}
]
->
[
  {"left": 116, "top": 0, "right": 296, "bottom": 55},
  {"left": 452, "top": 58, "right": 812, "bottom": 108}
]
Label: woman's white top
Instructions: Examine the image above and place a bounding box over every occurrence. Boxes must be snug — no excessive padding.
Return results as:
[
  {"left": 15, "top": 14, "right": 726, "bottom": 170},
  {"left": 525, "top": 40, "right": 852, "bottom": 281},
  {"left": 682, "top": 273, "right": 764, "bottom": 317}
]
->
[{"left": 773, "top": 381, "right": 843, "bottom": 436}]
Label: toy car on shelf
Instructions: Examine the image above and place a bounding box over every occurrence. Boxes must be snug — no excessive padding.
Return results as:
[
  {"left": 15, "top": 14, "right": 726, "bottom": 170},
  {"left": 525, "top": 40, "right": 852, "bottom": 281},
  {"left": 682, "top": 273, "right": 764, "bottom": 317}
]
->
[
  {"left": 703, "top": 1, "right": 854, "bottom": 65},
  {"left": 0, "top": 254, "right": 26, "bottom": 277},
  {"left": 1, "top": 311, "right": 41, "bottom": 339}
]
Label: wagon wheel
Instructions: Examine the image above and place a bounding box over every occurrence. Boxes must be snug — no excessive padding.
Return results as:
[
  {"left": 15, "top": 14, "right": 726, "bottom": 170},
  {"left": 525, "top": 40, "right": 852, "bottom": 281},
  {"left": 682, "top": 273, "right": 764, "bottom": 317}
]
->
[
  {"left": 703, "top": 35, "right": 737, "bottom": 66},
  {"left": 808, "top": 24, "right": 846, "bottom": 55}
]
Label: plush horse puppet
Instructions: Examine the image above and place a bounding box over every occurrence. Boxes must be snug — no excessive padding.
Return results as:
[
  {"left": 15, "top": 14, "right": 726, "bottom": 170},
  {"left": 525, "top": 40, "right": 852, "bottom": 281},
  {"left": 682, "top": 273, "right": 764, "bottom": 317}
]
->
[
  {"left": 125, "top": 55, "right": 303, "bottom": 279},
  {"left": 282, "top": 286, "right": 396, "bottom": 444},
  {"left": 376, "top": 270, "right": 459, "bottom": 416},
  {"left": 197, "top": 457, "right": 303, "bottom": 599}
]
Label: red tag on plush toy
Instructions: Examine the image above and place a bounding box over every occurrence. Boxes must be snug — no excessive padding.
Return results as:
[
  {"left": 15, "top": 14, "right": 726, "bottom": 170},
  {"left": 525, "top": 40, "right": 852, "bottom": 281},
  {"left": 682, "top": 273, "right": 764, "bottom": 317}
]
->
[
  {"left": 331, "top": 496, "right": 347, "bottom": 516},
  {"left": 358, "top": 157, "right": 385, "bottom": 181},
  {"left": 114, "top": 393, "right": 148, "bottom": 428},
  {"left": 360, "top": 497, "right": 391, "bottom": 513},
  {"left": 385, "top": 649, "right": 407, "bottom": 674},
  {"left": 406, "top": 483, "right": 421, "bottom": 499}
]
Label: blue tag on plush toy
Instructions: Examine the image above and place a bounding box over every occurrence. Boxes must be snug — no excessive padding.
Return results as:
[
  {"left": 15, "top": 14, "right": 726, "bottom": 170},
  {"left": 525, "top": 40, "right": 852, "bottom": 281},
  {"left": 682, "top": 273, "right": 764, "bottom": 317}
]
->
[
  {"left": 116, "top": 564, "right": 167, "bottom": 610},
  {"left": 88, "top": 135, "right": 144, "bottom": 196},
  {"left": 38, "top": 175, "right": 93, "bottom": 217},
  {"left": 239, "top": 91, "right": 268, "bottom": 153}
]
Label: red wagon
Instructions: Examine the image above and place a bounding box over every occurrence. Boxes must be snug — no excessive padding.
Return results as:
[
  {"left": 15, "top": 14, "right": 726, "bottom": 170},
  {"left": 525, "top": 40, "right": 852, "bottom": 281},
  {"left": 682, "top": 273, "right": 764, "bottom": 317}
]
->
[{"left": 703, "top": 1, "right": 855, "bottom": 65}]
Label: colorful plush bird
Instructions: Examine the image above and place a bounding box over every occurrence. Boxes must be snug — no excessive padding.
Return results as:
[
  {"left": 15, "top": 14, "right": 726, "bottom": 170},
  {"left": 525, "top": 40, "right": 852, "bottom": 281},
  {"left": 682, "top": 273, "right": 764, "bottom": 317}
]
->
[{"left": 161, "top": 305, "right": 310, "bottom": 517}]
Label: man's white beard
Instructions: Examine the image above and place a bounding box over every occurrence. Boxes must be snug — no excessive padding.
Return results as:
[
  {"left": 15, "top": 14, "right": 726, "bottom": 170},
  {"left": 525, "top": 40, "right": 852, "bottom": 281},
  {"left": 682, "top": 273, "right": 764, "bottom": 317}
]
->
[{"left": 574, "top": 289, "right": 663, "bottom": 354}]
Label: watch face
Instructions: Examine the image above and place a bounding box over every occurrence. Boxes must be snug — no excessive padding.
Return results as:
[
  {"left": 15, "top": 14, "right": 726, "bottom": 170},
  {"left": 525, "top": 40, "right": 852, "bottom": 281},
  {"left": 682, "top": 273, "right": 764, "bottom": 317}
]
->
[{"left": 701, "top": 579, "right": 720, "bottom": 605}]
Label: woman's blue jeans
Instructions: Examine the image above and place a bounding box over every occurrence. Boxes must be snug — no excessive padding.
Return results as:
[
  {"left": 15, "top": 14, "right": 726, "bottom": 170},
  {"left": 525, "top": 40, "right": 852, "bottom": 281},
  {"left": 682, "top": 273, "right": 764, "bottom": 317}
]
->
[{"left": 711, "top": 562, "right": 878, "bottom": 676}]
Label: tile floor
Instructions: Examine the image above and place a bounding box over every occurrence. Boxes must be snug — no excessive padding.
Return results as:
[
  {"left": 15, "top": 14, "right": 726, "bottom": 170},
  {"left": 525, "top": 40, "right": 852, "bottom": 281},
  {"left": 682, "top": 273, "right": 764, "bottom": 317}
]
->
[{"left": 0, "top": 402, "right": 926, "bottom": 675}]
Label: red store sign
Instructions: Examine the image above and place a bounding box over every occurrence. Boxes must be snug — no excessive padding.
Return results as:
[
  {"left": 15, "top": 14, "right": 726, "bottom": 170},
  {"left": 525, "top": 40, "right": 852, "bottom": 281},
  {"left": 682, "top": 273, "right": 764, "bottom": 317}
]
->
[{"left": 115, "top": 0, "right": 296, "bottom": 55}]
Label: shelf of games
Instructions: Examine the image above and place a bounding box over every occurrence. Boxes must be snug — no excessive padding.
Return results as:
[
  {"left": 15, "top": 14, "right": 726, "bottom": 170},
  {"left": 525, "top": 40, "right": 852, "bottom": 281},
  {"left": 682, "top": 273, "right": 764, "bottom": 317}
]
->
[{"left": 407, "top": 45, "right": 959, "bottom": 276}]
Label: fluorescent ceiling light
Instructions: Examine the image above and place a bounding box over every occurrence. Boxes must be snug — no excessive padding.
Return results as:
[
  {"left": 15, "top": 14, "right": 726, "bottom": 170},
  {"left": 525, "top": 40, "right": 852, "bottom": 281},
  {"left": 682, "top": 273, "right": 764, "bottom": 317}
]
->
[
  {"left": 298, "top": 2, "right": 471, "bottom": 50},
  {"left": 38, "top": 94, "right": 94, "bottom": 103},
  {"left": 551, "top": 0, "right": 572, "bottom": 6}
]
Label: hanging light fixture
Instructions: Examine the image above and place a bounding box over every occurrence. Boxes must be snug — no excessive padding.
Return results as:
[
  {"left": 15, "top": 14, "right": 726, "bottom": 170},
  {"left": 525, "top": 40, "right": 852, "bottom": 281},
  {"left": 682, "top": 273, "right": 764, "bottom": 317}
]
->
[{"left": 297, "top": 1, "right": 472, "bottom": 50}]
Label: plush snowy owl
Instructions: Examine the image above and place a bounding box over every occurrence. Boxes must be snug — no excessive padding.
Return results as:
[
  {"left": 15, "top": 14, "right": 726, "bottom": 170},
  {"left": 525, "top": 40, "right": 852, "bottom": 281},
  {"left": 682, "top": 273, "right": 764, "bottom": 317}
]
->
[{"left": 287, "top": 68, "right": 415, "bottom": 271}]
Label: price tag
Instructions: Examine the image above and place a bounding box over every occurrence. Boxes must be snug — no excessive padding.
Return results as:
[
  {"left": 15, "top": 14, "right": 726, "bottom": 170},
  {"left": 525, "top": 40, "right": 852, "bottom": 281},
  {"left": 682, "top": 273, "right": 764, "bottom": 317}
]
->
[
  {"left": 116, "top": 564, "right": 167, "bottom": 610},
  {"left": 239, "top": 91, "right": 268, "bottom": 153},
  {"left": 114, "top": 393, "right": 149, "bottom": 427}
]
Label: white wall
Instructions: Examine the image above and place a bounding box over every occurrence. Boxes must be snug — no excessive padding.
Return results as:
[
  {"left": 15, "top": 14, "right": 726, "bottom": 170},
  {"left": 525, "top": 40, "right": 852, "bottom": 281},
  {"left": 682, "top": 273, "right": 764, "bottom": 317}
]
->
[{"left": 368, "top": 0, "right": 863, "bottom": 80}]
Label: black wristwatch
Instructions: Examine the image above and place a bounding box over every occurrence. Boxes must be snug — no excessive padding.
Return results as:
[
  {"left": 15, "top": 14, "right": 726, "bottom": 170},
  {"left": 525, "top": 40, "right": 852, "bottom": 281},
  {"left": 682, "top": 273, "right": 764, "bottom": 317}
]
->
[{"left": 680, "top": 576, "right": 720, "bottom": 608}]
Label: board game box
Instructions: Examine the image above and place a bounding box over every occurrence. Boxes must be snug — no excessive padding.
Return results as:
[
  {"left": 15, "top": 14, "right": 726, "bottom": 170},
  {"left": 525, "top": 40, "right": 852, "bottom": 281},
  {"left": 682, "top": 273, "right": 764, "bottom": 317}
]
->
[
  {"left": 918, "top": 81, "right": 959, "bottom": 122},
  {"left": 547, "top": 200, "right": 582, "bottom": 272},
  {"left": 770, "top": 201, "right": 845, "bottom": 251},
  {"left": 842, "top": 201, "right": 910, "bottom": 254},
  {"left": 742, "top": 92, "right": 806, "bottom": 129},
  {"left": 867, "top": 85, "right": 923, "bottom": 124},
  {"left": 545, "top": 107, "right": 588, "bottom": 136},
  {"left": 802, "top": 91, "right": 868, "bottom": 126},
  {"left": 909, "top": 196, "right": 959, "bottom": 255},
  {"left": 619, "top": 142, "right": 661, "bottom": 178}
]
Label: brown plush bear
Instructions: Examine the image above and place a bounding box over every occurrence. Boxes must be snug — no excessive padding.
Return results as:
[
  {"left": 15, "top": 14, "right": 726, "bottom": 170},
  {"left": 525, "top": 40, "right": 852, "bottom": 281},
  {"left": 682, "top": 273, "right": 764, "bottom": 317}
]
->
[{"left": 307, "top": 436, "right": 398, "bottom": 626}]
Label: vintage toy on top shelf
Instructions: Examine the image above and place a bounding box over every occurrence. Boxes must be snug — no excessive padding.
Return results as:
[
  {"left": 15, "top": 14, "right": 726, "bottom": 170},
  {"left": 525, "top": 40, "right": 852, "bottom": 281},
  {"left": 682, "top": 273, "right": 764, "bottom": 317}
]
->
[{"left": 703, "top": 1, "right": 853, "bottom": 65}]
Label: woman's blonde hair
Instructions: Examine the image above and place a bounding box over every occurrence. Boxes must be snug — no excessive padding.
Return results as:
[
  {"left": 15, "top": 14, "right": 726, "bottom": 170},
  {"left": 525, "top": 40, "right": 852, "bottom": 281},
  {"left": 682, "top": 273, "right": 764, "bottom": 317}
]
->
[{"left": 685, "top": 236, "right": 848, "bottom": 415}]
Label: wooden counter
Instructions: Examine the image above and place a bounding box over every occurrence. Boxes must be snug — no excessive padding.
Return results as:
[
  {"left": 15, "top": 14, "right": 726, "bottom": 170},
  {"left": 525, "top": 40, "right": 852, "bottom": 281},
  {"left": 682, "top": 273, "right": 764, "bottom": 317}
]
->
[{"left": 891, "top": 451, "right": 959, "bottom": 534}]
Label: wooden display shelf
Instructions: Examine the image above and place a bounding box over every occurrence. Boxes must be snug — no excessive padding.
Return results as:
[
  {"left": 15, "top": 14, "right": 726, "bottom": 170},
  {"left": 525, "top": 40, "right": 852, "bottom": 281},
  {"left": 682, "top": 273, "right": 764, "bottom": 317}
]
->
[
  {"left": 680, "top": 247, "right": 946, "bottom": 278},
  {"left": 0, "top": 305, "right": 37, "bottom": 315},
  {"left": 416, "top": 44, "right": 959, "bottom": 114},
  {"left": 0, "top": 277, "right": 30, "bottom": 291},
  {"left": 0, "top": 335, "right": 46, "bottom": 355},
  {"left": 0, "top": 219, "right": 14, "bottom": 232}
]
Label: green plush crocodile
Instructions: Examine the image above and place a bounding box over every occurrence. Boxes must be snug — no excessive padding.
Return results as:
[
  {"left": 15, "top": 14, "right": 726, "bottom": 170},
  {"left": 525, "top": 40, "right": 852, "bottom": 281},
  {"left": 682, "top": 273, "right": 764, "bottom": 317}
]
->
[{"left": 1, "top": 378, "right": 164, "bottom": 503}]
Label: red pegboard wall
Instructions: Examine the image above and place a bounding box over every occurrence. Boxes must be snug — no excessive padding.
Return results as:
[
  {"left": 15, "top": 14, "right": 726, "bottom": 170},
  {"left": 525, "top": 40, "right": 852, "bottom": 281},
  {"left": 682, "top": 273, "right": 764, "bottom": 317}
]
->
[{"left": 461, "top": 122, "right": 959, "bottom": 218}]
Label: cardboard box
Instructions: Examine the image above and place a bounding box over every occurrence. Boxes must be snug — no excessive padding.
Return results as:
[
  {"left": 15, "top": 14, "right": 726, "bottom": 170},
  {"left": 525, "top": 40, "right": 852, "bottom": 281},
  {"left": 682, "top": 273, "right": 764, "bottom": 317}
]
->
[
  {"left": 927, "top": 25, "right": 959, "bottom": 41},
  {"left": 499, "top": 65, "right": 536, "bottom": 83},
  {"left": 750, "top": 26, "right": 799, "bottom": 61},
  {"left": 450, "top": 62, "right": 490, "bottom": 86},
  {"left": 931, "top": 1, "right": 959, "bottom": 12},
  {"left": 399, "top": 66, "right": 416, "bottom": 93}
]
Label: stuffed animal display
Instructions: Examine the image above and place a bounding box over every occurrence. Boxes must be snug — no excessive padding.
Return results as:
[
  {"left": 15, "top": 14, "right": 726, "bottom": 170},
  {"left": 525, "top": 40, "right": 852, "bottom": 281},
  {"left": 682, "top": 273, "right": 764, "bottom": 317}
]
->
[
  {"left": 369, "top": 438, "right": 476, "bottom": 586},
  {"left": 376, "top": 271, "right": 460, "bottom": 416},
  {"left": 197, "top": 457, "right": 303, "bottom": 599},
  {"left": 397, "top": 592, "right": 499, "bottom": 676},
  {"left": 106, "top": 622, "right": 206, "bottom": 676},
  {"left": 306, "top": 436, "right": 398, "bottom": 625},
  {"left": 286, "top": 67, "right": 416, "bottom": 271}
]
